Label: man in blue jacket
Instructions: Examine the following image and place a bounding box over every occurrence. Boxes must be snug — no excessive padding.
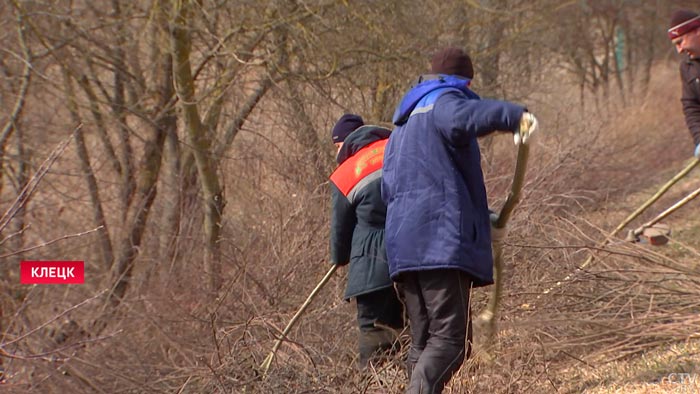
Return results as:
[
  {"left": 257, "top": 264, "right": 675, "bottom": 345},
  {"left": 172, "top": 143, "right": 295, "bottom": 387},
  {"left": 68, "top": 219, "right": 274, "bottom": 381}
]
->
[
  {"left": 382, "top": 47, "right": 537, "bottom": 393},
  {"left": 329, "top": 114, "right": 405, "bottom": 369}
]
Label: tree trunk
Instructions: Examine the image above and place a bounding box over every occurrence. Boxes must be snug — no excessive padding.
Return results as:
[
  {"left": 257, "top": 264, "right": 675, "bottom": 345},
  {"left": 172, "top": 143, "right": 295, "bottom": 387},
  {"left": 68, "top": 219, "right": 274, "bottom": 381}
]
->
[
  {"left": 0, "top": 13, "right": 32, "bottom": 211},
  {"left": 10, "top": 110, "right": 28, "bottom": 260},
  {"left": 62, "top": 70, "right": 115, "bottom": 269},
  {"left": 108, "top": 0, "right": 172, "bottom": 305},
  {"left": 171, "top": 0, "right": 224, "bottom": 293},
  {"left": 159, "top": 125, "right": 182, "bottom": 270},
  {"left": 76, "top": 74, "right": 123, "bottom": 177},
  {"left": 109, "top": 82, "right": 169, "bottom": 305},
  {"left": 111, "top": 0, "right": 136, "bottom": 225},
  {"left": 109, "top": 129, "right": 166, "bottom": 305}
]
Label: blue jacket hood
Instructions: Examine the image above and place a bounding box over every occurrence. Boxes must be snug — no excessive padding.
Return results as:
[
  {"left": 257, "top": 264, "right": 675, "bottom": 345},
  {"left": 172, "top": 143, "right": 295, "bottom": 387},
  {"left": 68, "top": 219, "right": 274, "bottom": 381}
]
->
[{"left": 392, "top": 74, "right": 479, "bottom": 125}]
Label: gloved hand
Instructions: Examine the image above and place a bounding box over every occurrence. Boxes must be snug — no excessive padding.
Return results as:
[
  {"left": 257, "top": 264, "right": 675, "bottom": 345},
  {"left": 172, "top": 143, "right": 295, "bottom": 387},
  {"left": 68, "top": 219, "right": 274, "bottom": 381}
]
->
[
  {"left": 489, "top": 212, "right": 508, "bottom": 243},
  {"left": 694, "top": 143, "right": 700, "bottom": 158},
  {"left": 514, "top": 112, "right": 538, "bottom": 145}
]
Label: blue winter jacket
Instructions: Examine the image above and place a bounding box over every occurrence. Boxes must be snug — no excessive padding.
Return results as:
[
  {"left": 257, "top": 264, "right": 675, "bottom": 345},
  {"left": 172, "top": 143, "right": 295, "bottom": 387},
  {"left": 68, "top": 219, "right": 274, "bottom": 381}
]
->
[{"left": 381, "top": 74, "right": 525, "bottom": 286}]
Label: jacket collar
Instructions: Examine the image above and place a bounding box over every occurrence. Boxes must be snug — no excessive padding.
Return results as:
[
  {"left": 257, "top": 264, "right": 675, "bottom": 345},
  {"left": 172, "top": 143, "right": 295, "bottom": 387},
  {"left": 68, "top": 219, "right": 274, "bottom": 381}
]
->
[
  {"left": 336, "top": 125, "right": 391, "bottom": 164},
  {"left": 392, "top": 74, "right": 478, "bottom": 126}
]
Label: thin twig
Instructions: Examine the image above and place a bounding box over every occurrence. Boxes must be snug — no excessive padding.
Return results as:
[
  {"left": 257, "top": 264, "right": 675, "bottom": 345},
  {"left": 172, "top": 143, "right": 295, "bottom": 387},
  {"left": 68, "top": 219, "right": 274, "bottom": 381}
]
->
[
  {"left": 0, "top": 128, "right": 77, "bottom": 233},
  {"left": 0, "top": 226, "right": 103, "bottom": 259},
  {"left": 0, "top": 330, "right": 122, "bottom": 361},
  {"left": 1, "top": 290, "right": 106, "bottom": 347}
]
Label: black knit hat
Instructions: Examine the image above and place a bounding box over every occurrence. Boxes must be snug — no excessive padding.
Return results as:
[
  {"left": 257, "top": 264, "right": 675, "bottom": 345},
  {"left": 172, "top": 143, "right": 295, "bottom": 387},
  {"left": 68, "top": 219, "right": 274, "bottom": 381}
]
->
[
  {"left": 668, "top": 9, "right": 700, "bottom": 39},
  {"left": 431, "top": 47, "right": 474, "bottom": 79},
  {"left": 332, "top": 114, "right": 364, "bottom": 143}
]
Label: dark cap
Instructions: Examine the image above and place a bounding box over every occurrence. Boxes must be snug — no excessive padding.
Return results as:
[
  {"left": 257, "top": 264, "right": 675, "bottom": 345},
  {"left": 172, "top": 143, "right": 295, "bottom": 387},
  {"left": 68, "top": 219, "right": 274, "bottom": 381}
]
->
[
  {"left": 332, "top": 114, "right": 364, "bottom": 143},
  {"left": 430, "top": 47, "right": 474, "bottom": 79},
  {"left": 668, "top": 10, "right": 700, "bottom": 39}
]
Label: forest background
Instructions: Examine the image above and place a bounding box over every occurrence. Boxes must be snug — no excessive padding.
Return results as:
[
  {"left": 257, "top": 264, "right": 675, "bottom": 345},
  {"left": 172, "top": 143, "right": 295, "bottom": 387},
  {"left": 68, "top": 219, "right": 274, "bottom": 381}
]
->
[{"left": 1, "top": 0, "right": 700, "bottom": 393}]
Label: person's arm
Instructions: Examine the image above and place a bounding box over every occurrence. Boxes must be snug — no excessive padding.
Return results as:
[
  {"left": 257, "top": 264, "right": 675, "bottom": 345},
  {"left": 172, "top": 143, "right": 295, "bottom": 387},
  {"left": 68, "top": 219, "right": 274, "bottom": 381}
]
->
[
  {"left": 330, "top": 183, "right": 356, "bottom": 265},
  {"left": 433, "top": 91, "right": 525, "bottom": 146},
  {"left": 680, "top": 62, "right": 700, "bottom": 150}
]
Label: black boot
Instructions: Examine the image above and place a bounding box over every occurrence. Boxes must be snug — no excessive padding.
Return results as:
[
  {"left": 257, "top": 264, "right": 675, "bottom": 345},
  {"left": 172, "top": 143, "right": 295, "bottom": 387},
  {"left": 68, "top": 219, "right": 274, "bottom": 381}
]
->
[{"left": 358, "top": 327, "right": 399, "bottom": 369}]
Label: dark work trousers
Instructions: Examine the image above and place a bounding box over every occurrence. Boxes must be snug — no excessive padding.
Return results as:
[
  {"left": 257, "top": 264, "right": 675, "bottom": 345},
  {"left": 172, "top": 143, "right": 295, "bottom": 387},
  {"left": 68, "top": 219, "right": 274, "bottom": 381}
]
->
[
  {"left": 356, "top": 286, "right": 405, "bottom": 330},
  {"left": 355, "top": 286, "right": 405, "bottom": 367},
  {"left": 399, "top": 269, "right": 473, "bottom": 394}
]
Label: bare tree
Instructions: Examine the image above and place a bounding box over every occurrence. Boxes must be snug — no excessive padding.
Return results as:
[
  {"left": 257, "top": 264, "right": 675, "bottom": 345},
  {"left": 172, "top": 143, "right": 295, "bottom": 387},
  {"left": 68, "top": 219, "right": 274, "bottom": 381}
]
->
[
  {"left": 62, "top": 70, "right": 114, "bottom": 269},
  {"left": 0, "top": 8, "right": 33, "bottom": 255}
]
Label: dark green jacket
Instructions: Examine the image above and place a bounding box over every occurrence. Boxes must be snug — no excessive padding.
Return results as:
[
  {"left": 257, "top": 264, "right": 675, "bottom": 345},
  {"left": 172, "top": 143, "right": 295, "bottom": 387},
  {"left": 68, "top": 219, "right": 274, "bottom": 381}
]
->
[{"left": 330, "top": 125, "right": 393, "bottom": 299}]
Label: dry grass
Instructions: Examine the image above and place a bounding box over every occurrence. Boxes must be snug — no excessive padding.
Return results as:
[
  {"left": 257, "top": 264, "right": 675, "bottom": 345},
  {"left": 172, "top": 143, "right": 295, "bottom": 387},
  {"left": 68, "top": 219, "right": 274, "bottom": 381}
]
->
[{"left": 567, "top": 340, "right": 700, "bottom": 394}]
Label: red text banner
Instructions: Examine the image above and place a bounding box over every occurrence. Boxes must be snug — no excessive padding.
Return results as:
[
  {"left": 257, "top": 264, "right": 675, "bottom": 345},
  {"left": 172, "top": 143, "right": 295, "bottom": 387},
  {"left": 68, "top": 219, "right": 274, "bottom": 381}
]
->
[{"left": 20, "top": 261, "right": 85, "bottom": 284}]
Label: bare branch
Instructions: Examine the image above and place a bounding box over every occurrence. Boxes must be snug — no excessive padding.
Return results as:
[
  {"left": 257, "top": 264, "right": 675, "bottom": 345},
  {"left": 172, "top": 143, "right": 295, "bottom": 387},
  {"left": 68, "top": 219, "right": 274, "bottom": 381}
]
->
[
  {"left": 0, "top": 226, "right": 103, "bottom": 260},
  {"left": 0, "top": 130, "right": 75, "bottom": 234},
  {"left": 1, "top": 290, "right": 106, "bottom": 348}
]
